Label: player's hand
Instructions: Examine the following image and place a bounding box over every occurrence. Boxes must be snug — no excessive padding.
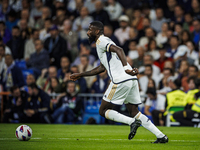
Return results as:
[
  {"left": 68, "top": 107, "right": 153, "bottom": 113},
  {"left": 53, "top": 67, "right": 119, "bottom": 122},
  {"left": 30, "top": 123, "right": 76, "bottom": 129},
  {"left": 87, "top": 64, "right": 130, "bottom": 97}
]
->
[
  {"left": 70, "top": 73, "right": 82, "bottom": 81},
  {"left": 125, "top": 68, "right": 139, "bottom": 76}
]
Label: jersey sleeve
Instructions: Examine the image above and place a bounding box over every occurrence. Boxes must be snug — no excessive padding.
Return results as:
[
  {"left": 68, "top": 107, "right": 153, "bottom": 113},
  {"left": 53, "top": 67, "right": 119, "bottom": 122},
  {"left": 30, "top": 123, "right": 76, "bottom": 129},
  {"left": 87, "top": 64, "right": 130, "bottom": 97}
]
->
[{"left": 97, "top": 36, "right": 115, "bottom": 52}]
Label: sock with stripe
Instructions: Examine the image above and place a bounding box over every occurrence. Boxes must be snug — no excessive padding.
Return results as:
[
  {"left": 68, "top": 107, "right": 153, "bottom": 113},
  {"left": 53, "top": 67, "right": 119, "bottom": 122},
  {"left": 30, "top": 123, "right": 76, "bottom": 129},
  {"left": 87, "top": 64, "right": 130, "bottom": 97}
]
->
[
  {"left": 137, "top": 113, "right": 165, "bottom": 138},
  {"left": 105, "top": 109, "right": 135, "bottom": 125}
]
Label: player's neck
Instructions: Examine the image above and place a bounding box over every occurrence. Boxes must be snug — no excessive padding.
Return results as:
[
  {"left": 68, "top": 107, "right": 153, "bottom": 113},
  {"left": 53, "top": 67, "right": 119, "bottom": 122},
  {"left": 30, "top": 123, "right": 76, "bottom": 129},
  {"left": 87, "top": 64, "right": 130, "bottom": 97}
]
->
[{"left": 95, "top": 34, "right": 103, "bottom": 42}]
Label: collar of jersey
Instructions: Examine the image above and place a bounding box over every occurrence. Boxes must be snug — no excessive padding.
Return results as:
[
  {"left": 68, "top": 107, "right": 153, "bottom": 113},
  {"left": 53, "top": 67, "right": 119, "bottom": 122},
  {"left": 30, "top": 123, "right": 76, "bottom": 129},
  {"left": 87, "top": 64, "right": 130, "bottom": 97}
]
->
[{"left": 96, "top": 34, "right": 104, "bottom": 44}]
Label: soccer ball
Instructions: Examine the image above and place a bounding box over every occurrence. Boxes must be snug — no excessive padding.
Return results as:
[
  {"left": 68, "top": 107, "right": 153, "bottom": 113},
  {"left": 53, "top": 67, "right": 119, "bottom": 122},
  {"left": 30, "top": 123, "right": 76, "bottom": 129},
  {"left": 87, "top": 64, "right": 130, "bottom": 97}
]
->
[{"left": 15, "top": 125, "right": 32, "bottom": 141}]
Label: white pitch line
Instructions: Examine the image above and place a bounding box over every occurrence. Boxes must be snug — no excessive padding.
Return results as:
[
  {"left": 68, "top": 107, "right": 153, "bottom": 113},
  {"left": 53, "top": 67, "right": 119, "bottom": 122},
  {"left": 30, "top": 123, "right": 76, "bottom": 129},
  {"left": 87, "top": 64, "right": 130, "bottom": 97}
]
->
[
  {"left": 0, "top": 137, "right": 41, "bottom": 140},
  {"left": 32, "top": 138, "right": 42, "bottom": 139},
  {"left": 47, "top": 138, "right": 199, "bottom": 142},
  {"left": 0, "top": 138, "right": 16, "bottom": 140},
  {"left": 0, "top": 138, "right": 199, "bottom": 143}
]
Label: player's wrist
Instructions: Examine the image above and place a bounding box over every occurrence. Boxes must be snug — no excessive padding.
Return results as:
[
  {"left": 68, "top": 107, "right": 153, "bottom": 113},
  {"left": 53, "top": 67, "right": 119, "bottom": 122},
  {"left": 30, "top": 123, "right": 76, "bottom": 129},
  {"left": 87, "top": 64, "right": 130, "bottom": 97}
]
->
[{"left": 123, "top": 65, "right": 129, "bottom": 71}]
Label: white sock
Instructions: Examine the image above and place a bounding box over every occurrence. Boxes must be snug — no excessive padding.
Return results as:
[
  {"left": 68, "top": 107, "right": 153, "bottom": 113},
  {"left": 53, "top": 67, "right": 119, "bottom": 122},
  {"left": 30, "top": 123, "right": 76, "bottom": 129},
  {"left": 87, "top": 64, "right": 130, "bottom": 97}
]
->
[
  {"left": 105, "top": 110, "right": 135, "bottom": 125},
  {"left": 138, "top": 113, "right": 165, "bottom": 138}
]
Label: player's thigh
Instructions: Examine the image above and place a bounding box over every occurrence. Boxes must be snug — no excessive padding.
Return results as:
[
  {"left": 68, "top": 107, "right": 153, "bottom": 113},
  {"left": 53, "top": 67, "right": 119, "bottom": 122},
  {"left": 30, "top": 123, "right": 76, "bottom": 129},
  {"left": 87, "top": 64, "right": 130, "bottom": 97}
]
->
[
  {"left": 124, "top": 80, "right": 142, "bottom": 105},
  {"left": 103, "top": 81, "right": 131, "bottom": 105},
  {"left": 100, "top": 100, "right": 115, "bottom": 111}
]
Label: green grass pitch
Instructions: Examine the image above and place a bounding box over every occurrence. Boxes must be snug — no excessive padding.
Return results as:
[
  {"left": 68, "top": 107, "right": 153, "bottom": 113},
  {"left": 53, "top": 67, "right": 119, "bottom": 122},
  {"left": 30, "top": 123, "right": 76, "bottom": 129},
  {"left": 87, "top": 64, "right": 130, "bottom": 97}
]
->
[{"left": 0, "top": 124, "right": 200, "bottom": 150}]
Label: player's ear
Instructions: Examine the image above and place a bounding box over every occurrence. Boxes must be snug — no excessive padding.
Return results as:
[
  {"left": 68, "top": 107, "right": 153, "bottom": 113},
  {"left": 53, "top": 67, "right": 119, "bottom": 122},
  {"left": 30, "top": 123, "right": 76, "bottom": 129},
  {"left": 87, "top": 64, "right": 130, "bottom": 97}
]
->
[{"left": 95, "top": 29, "right": 100, "bottom": 35}]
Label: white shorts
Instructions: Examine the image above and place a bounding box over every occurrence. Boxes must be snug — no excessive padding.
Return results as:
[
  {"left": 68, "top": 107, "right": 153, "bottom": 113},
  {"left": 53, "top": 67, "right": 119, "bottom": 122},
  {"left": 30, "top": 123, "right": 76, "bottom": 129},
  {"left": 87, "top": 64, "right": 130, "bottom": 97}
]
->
[{"left": 103, "top": 79, "right": 141, "bottom": 105}]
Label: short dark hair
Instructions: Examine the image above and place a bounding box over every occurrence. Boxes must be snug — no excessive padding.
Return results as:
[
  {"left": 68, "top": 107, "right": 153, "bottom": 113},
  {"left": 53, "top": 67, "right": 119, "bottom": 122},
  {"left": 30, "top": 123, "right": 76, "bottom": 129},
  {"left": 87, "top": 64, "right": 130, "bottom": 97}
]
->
[
  {"left": 12, "top": 26, "right": 20, "bottom": 30},
  {"left": 175, "top": 22, "right": 183, "bottom": 27},
  {"left": 193, "top": 19, "right": 200, "bottom": 23},
  {"left": 56, "top": 7, "right": 66, "bottom": 12},
  {"left": 174, "top": 79, "right": 182, "bottom": 89},
  {"left": 175, "top": 5, "right": 184, "bottom": 11},
  {"left": 67, "top": 80, "right": 76, "bottom": 86},
  {"left": 143, "top": 17, "right": 151, "bottom": 22},
  {"left": 187, "top": 40, "right": 195, "bottom": 48},
  {"left": 61, "top": 55, "right": 69, "bottom": 60},
  {"left": 171, "top": 35, "right": 179, "bottom": 41},
  {"left": 189, "top": 64, "right": 199, "bottom": 72},
  {"left": 28, "top": 83, "right": 39, "bottom": 90},
  {"left": 155, "top": 7, "right": 163, "bottom": 11},
  {"left": 80, "top": 54, "right": 89, "bottom": 61},
  {"left": 0, "top": 44, "right": 5, "bottom": 50},
  {"left": 184, "top": 12, "right": 193, "bottom": 17},
  {"left": 81, "top": 42, "right": 91, "bottom": 51},
  {"left": 35, "top": 39, "right": 43, "bottom": 45},
  {"left": 10, "top": 86, "right": 19, "bottom": 93},
  {"left": 70, "top": 65, "right": 79, "bottom": 72},
  {"left": 31, "top": 28, "right": 39, "bottom": 35},
  {"left": 163, "top": 67, "right": 173, "bottom": 75},
  {"left": 145, "top": 64, "right": 153, "bottom": 71},
  {"left": 0, "top": 21, "right": 5, "bottom": 26},
  {"left": 90, "top": 21, "right": 104, "bottom": 34},
  {"left": 129, "top": 39, "right": 138, "bottom": 45},
  {"left": 71, "top": 65, "right": 78, "bottom": 68},
  {"left": 187, "top": 76, "right": 196, "bottom": 84},
  {"left": 104, "top": 25, "right": 113, "bottom": 31},
  {"left": 61, "top": 55, "right": 70, "bottom": 63},
  {"left": 45, "top": 18, "right": 52, "bottom": 22}
]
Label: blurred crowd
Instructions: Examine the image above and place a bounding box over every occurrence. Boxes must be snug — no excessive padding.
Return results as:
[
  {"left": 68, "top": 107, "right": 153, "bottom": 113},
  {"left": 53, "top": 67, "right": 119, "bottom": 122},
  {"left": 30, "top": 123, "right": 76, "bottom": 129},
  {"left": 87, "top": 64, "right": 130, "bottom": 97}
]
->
[{"left": 0, "top": 0, "right": 200, "bottom": 126}]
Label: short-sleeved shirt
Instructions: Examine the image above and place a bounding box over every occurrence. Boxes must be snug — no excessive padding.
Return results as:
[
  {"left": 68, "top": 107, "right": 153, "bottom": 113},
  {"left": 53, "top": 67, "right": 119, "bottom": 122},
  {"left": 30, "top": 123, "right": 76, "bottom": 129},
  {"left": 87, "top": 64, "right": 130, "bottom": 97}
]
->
[{"left": 96, "top": 35, "right": 137, "bottom": 84}]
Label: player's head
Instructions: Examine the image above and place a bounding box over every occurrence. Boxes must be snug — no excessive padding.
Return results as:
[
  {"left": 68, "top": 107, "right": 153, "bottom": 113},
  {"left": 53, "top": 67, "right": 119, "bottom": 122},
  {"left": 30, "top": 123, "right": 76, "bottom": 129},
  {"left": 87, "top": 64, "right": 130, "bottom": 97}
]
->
[{"left": 87, "top": 21, "right": 104, "bottom": 44}]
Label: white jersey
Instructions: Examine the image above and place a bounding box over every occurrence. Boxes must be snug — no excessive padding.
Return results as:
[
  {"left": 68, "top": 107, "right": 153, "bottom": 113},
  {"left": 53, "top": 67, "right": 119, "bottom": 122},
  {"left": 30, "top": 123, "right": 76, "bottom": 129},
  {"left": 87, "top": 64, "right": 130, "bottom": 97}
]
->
[{"left": 96, "top": 35, "right": 137, "bottom": 84}]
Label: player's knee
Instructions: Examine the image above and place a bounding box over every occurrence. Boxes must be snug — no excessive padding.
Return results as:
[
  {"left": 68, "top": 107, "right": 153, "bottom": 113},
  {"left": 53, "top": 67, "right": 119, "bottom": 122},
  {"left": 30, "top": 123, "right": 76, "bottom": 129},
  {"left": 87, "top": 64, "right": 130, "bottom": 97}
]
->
[
  {"left": 130, "top": 107, "right": 139, "bottom": 117},
  {"left": 99, "top": 105, "right": 109, "bottom": 118},
  {"left": 99, "top": 108, "right": 105, "bottom": 117}
]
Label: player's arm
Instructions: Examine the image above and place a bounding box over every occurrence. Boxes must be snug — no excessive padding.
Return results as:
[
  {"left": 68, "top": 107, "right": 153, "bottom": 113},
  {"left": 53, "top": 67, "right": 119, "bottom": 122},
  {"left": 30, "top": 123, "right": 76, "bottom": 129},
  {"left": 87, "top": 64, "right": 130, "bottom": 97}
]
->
[
  {"left": 109, "top": 45, "right": 139, "bottom": 76},
  {"left": 70, "top": 63, "right": 105, "bottom": 81}
]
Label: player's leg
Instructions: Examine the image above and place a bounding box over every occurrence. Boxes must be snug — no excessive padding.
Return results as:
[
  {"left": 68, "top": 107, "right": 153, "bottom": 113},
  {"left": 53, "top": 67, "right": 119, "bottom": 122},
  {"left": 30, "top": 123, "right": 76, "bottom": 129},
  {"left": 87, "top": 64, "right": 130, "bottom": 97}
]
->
[
  {"left": 124, "top": 103, "right": 141, "bottom": 139},
  {"left": 99, "top": 81, "right": 135, "bottom": 125},
  {"left": 99, "top": 100, "right": 134, "bottom": 125},
  {"left": 125, "top": 103, "right": 140, "bottom": 117},
  {"left": 125, "top": 80, "right": 167, "bottom": 143},
  {"left": 126, "top": 103, "right": 165, "bottom": 137}
]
